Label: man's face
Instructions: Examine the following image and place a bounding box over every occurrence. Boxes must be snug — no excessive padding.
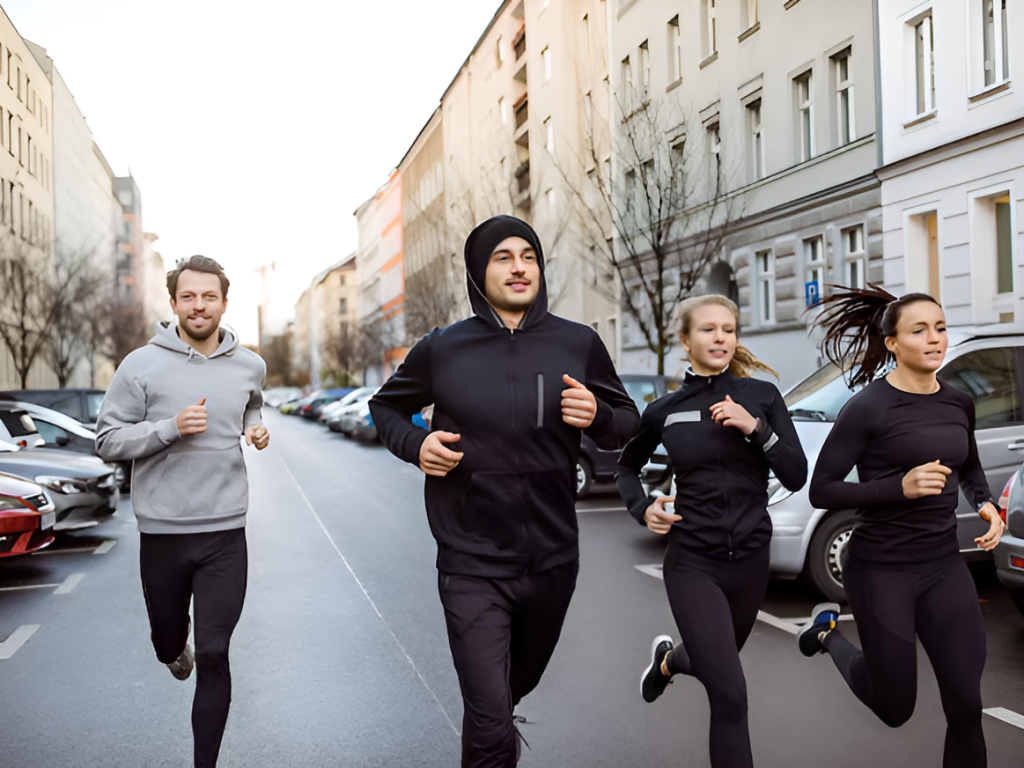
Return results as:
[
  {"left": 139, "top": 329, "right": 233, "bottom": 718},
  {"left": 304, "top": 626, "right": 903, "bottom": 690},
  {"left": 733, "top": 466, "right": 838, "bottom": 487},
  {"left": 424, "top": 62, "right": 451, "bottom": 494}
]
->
[
  {"left": 171, "top": 269, "right": 227, "bottom": 342},
  {"left": 483, "top": 236, "right": 540, "bottom": 314}
]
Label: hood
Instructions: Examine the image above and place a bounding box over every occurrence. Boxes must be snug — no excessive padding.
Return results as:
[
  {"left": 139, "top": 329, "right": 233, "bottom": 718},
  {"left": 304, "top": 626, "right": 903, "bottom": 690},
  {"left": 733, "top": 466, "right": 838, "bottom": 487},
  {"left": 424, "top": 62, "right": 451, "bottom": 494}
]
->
[
  {"left": 463, "top": 215, "right": 548, "bottom": 330},
  {"left": 150, "top": 321, "right": 239, "bottom": 360}
]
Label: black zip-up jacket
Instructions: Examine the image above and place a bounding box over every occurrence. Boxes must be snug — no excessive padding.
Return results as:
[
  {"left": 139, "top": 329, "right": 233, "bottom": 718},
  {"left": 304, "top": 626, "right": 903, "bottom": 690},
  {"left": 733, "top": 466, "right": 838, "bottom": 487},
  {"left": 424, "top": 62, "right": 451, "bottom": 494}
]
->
[
  {"left": 616, "top": 369, "right": 807, "bottom": 560},
  {"left": 370, "top": 217, "right": 639, "bottom": 578}
]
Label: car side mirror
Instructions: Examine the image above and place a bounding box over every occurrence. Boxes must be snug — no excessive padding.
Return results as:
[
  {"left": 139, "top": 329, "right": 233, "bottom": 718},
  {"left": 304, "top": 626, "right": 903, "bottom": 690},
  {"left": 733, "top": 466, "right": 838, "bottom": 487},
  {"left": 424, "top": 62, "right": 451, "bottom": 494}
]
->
[{"left": 56, "top": 435, "right": 70, "bottom": 447}]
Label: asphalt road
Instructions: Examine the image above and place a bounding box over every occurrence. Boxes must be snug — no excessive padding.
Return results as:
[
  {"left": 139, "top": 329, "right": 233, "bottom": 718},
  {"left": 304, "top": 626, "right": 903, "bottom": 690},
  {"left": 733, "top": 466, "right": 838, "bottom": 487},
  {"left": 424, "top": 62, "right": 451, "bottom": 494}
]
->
[{"left": 2, "top": 409, "right": 1023, "bottom": 767}]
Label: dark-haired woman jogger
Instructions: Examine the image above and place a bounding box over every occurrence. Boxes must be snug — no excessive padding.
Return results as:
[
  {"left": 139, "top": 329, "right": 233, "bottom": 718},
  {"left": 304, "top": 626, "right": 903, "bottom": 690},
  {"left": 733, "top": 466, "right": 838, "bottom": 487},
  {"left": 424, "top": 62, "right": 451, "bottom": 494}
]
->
[
  {"left": 801, "top": 285, "right": 1004, "bottom": 768},
  {"left": 617, "top": 295, "right": 807, "bottom": 768}
]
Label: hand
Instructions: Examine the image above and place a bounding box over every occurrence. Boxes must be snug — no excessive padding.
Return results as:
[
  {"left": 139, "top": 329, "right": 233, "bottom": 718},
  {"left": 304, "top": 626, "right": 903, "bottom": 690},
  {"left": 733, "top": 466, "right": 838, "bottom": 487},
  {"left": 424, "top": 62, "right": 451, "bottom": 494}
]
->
[
  {"left": 902, "top": 460, "right": 951, "bottom": 499},
  {"left": 176, "top": 399, "right": 207, "bottom": 436},
  {"left": 975, "top": 502, "right": 1005, "bottom": 551},
  {"left": 710, "top": 395, "right": 758, "bottom": 435},
  {"left": 644, "top": 496, "right": 681, "bottom": 535},
  {"left": 561, "top": 374, "right": 597, "bottom": 429},
  {"left": 419, "top": 431, "right": 464, "bottom": 477},
  {"left": 245, "top": 425, "right": 269, "bottom": 450}
]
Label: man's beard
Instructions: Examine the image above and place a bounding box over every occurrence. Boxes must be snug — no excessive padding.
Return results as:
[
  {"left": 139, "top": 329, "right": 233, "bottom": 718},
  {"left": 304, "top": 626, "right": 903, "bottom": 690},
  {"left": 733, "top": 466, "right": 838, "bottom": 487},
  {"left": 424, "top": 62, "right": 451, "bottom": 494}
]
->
[{"left": 180, "top": 318, "right": 220, "bottom": 342}]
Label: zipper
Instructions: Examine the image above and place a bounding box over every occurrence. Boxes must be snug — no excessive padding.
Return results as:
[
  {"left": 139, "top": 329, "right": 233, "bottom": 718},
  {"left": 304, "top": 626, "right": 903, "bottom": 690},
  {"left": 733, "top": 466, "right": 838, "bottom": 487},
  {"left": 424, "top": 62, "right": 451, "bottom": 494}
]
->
[{"left": 536, "top": 373, "right": 544, "bottom": 427}]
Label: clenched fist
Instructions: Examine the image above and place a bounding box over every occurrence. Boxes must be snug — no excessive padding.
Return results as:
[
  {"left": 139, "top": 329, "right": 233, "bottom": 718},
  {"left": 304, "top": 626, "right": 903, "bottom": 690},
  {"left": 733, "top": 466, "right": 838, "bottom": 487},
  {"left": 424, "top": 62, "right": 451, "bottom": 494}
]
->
[
  {"left": 419, "top": 431, "right": 464, "bottom": 477},
  {"left": 176, "top": 398, "right": 207, "bottom": 436}
]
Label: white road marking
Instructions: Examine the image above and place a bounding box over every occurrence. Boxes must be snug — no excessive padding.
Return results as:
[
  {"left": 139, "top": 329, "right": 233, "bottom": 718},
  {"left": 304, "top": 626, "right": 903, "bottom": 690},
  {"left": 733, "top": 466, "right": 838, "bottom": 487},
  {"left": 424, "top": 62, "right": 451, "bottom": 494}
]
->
[
  {"left": 984, "top": 707, "right": 1024, "bottom": 730},
  {"left": 0, "top": 624, "right": 40, "bottom": 660},
  {"left": 634, "top": 564, "right": 664, "bottom": 580},
  {"left": 54, "top": 573, "right": 86, "bottom": 594},
  {"left": 280, "top": 458, "right": 460, "bottom": 737},
  {"left": 0, "top": 582, "right": 62, "bottom": 592},
  {"left": 93, "top": 539, "right": 116, "bottom": 555},
  {"left": 757, "top": 611, "right": 800, "bottom": 635}
]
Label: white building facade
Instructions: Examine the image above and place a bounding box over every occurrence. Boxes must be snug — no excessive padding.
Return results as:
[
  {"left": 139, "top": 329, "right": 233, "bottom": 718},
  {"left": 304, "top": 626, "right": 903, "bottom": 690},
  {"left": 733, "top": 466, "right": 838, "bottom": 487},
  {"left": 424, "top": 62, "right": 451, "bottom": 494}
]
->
[{"left": 877, "top": 0, "right": 1023, "bottom": 327}]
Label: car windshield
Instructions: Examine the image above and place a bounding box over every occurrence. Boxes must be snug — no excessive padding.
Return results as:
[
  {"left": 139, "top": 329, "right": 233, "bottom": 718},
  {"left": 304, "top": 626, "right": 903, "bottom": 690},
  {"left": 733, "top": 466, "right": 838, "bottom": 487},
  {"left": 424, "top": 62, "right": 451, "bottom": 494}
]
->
[
  {"left": 784, "top": 364, "right": 863, "bottom": 422},
  {"left": 86, "top": 393, "right": 105, "bottom": 422},
  {"left": 623, "top": 381, "right": 659, "bottom": 413}
]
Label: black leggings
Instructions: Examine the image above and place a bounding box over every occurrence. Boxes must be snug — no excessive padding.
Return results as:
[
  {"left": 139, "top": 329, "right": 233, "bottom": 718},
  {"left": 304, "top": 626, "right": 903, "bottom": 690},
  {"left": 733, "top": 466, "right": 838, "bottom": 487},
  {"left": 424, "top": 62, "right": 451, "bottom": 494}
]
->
[
  {"left": 662, "top": 542, "right": 770, "bottom": 768},
  {"left": 140, "top": 528, "right": 248, "bottom": 768},
  {"left": 438, "top": 559, "right": 579, "bottom": 768},
  {"left": 823, "top": 552, "right": 986, "bottom": 768}
]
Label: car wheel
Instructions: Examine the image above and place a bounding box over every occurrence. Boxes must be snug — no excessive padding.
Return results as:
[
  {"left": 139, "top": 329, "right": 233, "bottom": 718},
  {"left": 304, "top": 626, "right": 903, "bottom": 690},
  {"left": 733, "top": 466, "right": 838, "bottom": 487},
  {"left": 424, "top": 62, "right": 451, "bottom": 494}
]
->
[
  {"left": 805, "top": 509, "right": 857, "bottom": 603},
  {"left": 576, "top": 458, "right": 593, "bottom": 497},
  {"left": 1012, "top": 589, "right": 1024, "bottom": 617}
]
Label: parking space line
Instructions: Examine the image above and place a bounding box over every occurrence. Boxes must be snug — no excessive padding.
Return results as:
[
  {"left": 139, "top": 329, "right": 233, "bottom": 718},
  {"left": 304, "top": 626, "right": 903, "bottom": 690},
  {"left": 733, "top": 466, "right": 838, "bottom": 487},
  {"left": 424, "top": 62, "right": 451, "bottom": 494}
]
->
[
  {"left": 983, "top": 707, "right": 1024, "bottom": 730},
  {"left": 93, "top": 540, "right": 116, "bottom": 555},
  {"left": 0, "top": 624, "right": 40, "bottom": 660},
  {"left": 0, "top": 582, "right": 61, "bottom": 593},
  {"left": 54, "top": 573, "right": 86, "bottom": 594}
]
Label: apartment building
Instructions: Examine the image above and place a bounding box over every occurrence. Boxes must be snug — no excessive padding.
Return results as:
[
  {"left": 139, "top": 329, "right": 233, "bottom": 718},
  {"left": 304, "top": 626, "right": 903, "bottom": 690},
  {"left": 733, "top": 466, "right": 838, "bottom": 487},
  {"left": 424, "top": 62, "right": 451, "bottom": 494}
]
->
[
  {"left": 292, "top": 254, "right": 358, "bottom": 388},
  {"left": 612, "top": 0, "right": 880, "bottom": 385},
  {"left": 354, "top": 170, "right": 405, "bottom": 385},
  {"left": 877, "top": 0, "right": 1023, "bottom": 328}
]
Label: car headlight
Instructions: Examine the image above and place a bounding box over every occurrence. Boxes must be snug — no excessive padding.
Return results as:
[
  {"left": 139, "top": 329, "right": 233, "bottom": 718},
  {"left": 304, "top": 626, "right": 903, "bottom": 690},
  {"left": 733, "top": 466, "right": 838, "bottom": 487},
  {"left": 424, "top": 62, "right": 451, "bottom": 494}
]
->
[
  {"left": 767, "top": 477, "right": 795, "bottom": 506},
  {"left": 34, "top": 475, "right": 88, "bottom": 495}
]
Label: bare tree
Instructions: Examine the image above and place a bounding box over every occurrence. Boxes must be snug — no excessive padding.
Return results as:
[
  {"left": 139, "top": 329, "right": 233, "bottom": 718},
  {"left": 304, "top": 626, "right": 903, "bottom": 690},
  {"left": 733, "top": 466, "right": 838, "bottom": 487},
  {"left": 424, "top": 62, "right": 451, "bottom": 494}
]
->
[
  {"left": 97, "top": 292, "right": 151, "bottom": 370},
  {"left": 261, "top": 333, "right": 294, "bottom": 388},
  {"left": 555, "top": 97, "right": 741, "bottom": 374},
  {"left": 319, "top": 320, "right": 360, "bottom": 387},
  {"left": 45, "top": 245, "right": 111, "bottom": 387}
]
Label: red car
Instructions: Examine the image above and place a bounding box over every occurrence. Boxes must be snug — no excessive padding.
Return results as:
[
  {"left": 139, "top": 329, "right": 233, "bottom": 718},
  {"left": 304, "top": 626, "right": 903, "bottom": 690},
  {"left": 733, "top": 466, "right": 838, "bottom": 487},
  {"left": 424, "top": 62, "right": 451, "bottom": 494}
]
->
[{"left": 0, "top": 471, "right": 56, "bottom": 557}]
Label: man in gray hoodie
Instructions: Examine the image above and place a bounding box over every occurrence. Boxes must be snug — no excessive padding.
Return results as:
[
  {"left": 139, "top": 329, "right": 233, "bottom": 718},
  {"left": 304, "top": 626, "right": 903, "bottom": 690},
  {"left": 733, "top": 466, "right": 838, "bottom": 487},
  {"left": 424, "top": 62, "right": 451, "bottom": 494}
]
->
[{"left": 97, "top": 255, "right": 268, "bottom": 768}]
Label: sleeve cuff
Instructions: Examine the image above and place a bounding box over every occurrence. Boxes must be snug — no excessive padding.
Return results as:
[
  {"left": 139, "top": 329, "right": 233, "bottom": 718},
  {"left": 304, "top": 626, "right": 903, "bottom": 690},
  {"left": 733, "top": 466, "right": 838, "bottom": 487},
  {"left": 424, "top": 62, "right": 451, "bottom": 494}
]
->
[
  {"left": 243, "top": 408, "right": 264, "bottom": 430},
  {"left": 156, "top": 417, "right": 182, "bottom": 444}
]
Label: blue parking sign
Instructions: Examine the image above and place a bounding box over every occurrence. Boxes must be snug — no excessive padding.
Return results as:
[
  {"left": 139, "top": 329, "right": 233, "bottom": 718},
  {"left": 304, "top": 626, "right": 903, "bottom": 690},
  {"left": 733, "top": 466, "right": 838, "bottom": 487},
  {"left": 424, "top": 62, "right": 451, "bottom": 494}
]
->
[{"left": 805, "top": 280, "right": 820, "bottom": 307}]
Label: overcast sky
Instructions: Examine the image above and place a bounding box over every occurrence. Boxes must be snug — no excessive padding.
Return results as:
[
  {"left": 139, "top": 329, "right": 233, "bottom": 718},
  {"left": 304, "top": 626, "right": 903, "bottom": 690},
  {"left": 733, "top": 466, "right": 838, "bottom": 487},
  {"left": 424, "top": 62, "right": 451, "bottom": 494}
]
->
[{"left": 4, "top": 0, "right": 499, "bottom": 342}]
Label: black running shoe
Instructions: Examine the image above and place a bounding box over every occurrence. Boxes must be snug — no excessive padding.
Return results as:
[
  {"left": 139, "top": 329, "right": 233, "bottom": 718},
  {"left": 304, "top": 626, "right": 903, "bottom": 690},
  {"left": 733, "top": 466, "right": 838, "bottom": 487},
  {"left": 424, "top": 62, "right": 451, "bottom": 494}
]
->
[
  {"left": 640, "top": 635, "right": 675, "bottom": 703},
  {"left": 798, "top": 602, "right": 840, "bottom": 657}
]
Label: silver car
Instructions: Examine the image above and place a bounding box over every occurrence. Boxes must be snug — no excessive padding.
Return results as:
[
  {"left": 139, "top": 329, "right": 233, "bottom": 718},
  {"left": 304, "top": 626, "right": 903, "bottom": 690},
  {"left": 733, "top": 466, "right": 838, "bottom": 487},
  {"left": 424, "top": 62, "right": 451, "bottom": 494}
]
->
[
  {"left": 646, "top": 325, "right": 1024, "bottom": 602},
  {"left": 995, "top": 466, "right": 1024, "bottom": 616}
]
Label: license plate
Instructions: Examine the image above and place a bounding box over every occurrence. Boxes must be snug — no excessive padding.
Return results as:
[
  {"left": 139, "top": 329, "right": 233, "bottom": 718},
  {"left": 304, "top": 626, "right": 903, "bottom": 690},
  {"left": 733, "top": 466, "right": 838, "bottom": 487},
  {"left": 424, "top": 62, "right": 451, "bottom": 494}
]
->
[{"left": 40, "top": 511, "right": 56, "bottom": 530}]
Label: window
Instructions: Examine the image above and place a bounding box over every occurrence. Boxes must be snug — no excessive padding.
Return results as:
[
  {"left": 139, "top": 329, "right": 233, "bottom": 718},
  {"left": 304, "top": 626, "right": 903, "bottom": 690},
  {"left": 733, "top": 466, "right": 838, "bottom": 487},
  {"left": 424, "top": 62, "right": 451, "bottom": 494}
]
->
[
  {"left": 621, "top": 56, "right": 633, "bottom": 110},
  {"left": 668, "top": 16, "right": 682, "bottom": 83},
  {"left": 542, "top": 46, "right": 552, "bottom": 81},
  {"left": 939, "top": 348, "right": 1021, "bottom": 428},
  {"left": 747, "top": 99, "right": 765, "bottom": 181},
  {"left": 583, "top": 92, "right": 593, "bottom": 128},
  {"left": 914, "top": 14, "right": 936, "bottom": 115},
  {"left": 624, "top": 168, "right": 637, "bottom": 209},
  {"left": 546, "top": 187, "right": 556, "bottom": 210},
  {"left": 707, "top": 121, "right": 721, "bottom": 156},
  {"left": 639, "top": 41, "right": 650, "bottom": 102},
  {"left": 499, "top": 96, "right": 507, "bottom": 125},
  {"left": 744, "top": 0, "right": 758, "bottom": 29},
  {"left": 795, "top": 71, "right": 814, "bottom": 161},
  {"left": 982, "top": 0, "right": 1009, "bottom": 86},
  {"left": 843, "top": 225, "right": 866, "bottom": 289},
  {"left": 339, "top": 274, "right": 346, "bottom": 286},
  {"left": 339, "top": 298, "right": 348, "bottom": 314},
  {"left": 545, "top": 117, "right": 554, "bottom": 152},
  {"left": 582, "top": 14, "right": 590, "bottom": 50},
  {"left": 803, "top": 236, "right": 825, "bottom": 305},
  {"left": 756, "top": 249, "right": 775, "bottom": 324},
  {"left": 996, "top": 194, "right": 1012, "bottom": 294},
  {"left": 701, "top": 0, "right": 718, "bottom": 59},
  {"left": 496, "top": 35, "right": 505, "bottom": 65},
  {"left": 833, "top": 48, "right": 855, "bottom": 146}
]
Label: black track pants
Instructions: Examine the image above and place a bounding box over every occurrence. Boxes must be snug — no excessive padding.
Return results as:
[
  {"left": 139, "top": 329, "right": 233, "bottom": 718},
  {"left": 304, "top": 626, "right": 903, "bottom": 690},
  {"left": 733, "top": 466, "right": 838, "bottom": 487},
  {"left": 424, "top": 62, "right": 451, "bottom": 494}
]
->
[
  {"left": 823, "top": 553, "right": 986, "bottom": 768},
  {"left": 438, "top": 559, "right": 579, "bottom": 768},
  {"left": 140, "top": 528, "right": 248, "bottom": 768},
  {"left": 662, "top": 542, "right": 770, "bottom": 768}
]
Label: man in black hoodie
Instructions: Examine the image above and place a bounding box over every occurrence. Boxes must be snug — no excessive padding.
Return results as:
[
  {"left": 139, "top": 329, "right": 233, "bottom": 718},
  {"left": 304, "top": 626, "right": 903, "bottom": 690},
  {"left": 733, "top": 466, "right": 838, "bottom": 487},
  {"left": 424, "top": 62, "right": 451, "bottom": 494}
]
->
[{"left": 371, "top": 216, "right": 638, "bottom": 767}]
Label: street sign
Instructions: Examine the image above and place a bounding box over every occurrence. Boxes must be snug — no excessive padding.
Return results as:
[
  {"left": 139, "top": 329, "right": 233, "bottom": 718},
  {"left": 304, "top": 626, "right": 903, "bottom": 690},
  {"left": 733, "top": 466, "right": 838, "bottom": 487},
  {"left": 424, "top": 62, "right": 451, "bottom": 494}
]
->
[{"left": 805, "top": 280, "right": 820, "bottom": 308}]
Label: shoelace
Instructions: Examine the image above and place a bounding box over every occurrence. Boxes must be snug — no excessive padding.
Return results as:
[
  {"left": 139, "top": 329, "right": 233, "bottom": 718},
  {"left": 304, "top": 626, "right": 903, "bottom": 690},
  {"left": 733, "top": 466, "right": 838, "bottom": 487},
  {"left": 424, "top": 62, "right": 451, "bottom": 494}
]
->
[{"left": 512, "top": 715, "right": 531, "bottom": 751}]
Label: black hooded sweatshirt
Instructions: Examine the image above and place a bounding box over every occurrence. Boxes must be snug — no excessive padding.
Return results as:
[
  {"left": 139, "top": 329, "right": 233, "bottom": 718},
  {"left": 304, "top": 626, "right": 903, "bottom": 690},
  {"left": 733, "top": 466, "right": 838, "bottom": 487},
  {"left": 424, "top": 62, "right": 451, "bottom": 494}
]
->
[{"left": 370, "top": 216, "right": 640, "bottom": 578}]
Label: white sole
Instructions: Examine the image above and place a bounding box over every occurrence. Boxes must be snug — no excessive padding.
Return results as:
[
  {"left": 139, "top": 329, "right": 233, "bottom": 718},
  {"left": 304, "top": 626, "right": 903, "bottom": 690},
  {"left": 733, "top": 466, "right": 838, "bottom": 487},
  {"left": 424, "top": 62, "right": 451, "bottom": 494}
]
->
[{"left": 640, "top": 634, "right": 674, "bottom": 699}]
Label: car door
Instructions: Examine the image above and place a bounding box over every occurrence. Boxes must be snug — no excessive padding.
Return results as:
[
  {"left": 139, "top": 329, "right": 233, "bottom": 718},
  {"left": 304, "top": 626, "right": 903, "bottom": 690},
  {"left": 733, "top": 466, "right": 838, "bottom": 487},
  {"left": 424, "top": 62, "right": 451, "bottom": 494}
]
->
[{"left": 938, "top": 343, "right": 1024, "bottom": 551}]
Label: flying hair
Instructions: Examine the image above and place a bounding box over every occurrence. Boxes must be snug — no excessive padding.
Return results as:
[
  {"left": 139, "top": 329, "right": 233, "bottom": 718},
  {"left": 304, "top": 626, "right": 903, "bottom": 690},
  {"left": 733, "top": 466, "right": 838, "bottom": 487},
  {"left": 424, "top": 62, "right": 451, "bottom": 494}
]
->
[
  {"left": 812, "top": 282, "right": 940, "bottom": 387},
  {"left": 675, "top": 294, "right": 778, "bottom": 379}
]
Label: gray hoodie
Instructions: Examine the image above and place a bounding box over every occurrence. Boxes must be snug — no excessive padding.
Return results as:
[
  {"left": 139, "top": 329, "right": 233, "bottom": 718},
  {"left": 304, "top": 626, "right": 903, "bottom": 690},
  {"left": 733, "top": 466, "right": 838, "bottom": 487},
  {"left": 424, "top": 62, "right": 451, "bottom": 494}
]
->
[{"left": 96, "top": 322, "right": 266, "bottom": 534}]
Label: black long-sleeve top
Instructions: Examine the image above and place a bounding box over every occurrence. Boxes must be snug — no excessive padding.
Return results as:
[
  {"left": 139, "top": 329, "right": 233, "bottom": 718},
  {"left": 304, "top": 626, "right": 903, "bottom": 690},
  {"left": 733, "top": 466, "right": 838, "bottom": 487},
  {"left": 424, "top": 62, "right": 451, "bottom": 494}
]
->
[
  {"left": 616, "top": 369, "right": 807, "bottom": 560},
  {"left": 809, "top": 378, "right": 994, "bottom": 564}
]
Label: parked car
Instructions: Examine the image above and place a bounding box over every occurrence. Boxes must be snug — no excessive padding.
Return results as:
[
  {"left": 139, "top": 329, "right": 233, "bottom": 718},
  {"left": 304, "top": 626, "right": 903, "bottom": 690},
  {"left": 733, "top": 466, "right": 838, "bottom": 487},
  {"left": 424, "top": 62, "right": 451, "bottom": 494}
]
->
[
  {"left": 644, "top": 325, "right": 1024, "bottom": 602},
  {"left": 342, "top": 401, "right": 429, "bottom": 442},
  {"left": 0, "top": 402, "right": 44, "bottom": 449},
  {"left": 304, "top": 388, "right": 357, "bottom": 420},
  {"left": 0, "top": 388, "right": 106, "bottom": 428},
  {"left": 996, "top": 467, "right": 1024, "bottom": 616},
  {"left": 324, "top": 388, "right": 378, "bottom": 432},
  {"left": 576, "top": 374, "right": 683, "bottom": 496},
  {"left": 262, "top": 387, "right": 302, "bottom": 408},
  {"left": 0, "top": 441, "right": 119, "bottom": 531},
  {"left": 0, "top": 472, "right": 55, "bottom": 558},
  {"left": 283, "top": 391, "right": 322, "bottom": 416}
]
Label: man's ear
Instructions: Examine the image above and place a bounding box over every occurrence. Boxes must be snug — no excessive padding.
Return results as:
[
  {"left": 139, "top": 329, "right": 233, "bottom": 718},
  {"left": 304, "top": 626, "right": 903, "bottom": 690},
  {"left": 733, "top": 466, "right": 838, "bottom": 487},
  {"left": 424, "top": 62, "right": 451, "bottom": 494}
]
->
[{"left": 170, "top": 297, "right": 176, "bottom": 311}]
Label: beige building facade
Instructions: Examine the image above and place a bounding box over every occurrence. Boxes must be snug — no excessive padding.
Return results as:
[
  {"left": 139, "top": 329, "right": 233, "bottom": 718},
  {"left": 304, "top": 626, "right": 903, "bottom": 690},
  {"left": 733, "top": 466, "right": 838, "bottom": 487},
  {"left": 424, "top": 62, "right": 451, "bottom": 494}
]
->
[
  {"left": 611, "top": 0, "right": 881, "bottom": 386},
  {"left": 292, "top": 254, "right": 359, "bottom": 389}
]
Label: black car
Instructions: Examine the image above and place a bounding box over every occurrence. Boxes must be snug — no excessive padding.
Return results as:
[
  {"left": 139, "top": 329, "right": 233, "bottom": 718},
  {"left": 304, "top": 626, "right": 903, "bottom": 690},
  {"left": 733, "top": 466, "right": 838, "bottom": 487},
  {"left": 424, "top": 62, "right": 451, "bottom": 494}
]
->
[
  {"left": 0, "top": 389, "right": 106, "bottom": 428},
  {"left": 576, "top": 374, "right": 683, "bottom": 496}
]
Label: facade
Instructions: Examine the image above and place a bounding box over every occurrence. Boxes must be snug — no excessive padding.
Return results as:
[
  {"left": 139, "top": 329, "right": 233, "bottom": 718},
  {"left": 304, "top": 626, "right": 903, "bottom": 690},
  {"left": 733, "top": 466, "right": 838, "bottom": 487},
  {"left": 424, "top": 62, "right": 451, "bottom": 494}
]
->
[
  {"left": 0, "top": 11, "right": 56, "bottom": 388},
  {"left": 438, "top": 0, "right": 621, "bottom": 358},
  {"left": 877, "top": 0, "right": 1023, "bottom": 327},
  {"left": 611, "top": 0, "right": 881, "bottom": 386},
  {"left": 354, "top": 170, "right": 405, "bottom": 386},
  {"left": 291, "top": 254, "right": 359, "bottom": 389}
]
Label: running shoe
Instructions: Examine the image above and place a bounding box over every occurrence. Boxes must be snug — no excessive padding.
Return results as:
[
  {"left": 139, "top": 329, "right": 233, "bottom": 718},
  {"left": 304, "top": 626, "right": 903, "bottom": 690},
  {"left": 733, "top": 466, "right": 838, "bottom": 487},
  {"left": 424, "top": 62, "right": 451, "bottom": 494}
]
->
[
  {"left": 512, "top": 714, "right": 531, "bottom": 762},
  {"left": 798, "top": 602, "right": 841, "bottom": 657},
  {"left": 166, "top": 620, "right": 195, "bottom": 680},
  {"left": 640, "top": 634, "right": 675, "bottom": 703}
]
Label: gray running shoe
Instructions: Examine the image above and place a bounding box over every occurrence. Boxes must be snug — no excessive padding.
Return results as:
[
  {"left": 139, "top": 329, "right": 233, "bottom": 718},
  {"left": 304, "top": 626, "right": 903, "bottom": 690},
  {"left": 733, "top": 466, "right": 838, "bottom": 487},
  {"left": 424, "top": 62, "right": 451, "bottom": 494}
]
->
[{"left": 166, "top": 622, "right": 195, "bottom": 680}]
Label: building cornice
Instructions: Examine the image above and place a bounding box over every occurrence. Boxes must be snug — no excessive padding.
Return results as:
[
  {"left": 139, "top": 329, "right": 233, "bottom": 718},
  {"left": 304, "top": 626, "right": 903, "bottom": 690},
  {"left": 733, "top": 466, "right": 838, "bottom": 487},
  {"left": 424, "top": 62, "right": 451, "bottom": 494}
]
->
[{"left": 878, "top": 116, "right": 1024, "bottom": 181}]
